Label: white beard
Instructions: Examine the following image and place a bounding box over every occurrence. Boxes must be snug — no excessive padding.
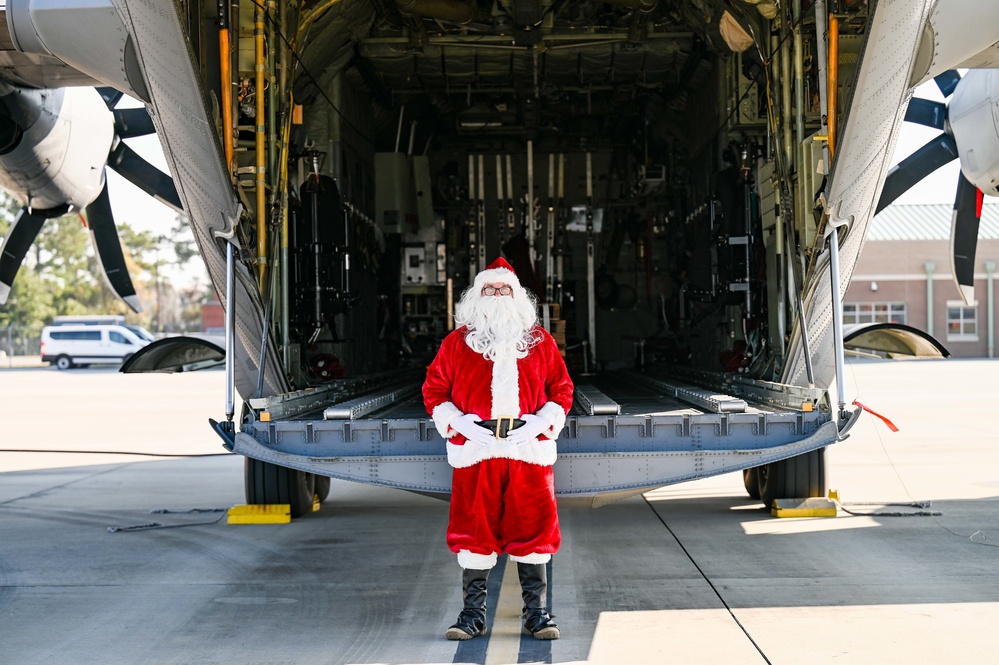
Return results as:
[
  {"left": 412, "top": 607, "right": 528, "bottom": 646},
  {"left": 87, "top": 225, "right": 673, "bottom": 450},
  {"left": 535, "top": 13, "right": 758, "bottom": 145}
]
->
[{"left": 455, "top": 287, "right": 539, "bottom": 360}]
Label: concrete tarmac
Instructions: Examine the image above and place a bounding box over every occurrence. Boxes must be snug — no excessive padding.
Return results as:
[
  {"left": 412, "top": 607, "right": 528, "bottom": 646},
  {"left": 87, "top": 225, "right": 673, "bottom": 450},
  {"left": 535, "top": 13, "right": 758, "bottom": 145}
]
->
[{"left": 1, "top": 360, "right": 997, "bottom": 664}]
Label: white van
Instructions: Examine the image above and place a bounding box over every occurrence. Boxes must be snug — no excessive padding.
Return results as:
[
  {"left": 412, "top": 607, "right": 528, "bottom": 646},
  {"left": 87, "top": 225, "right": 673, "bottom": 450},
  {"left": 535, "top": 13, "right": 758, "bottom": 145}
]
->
[{"left": 40, "top": 324, "right": 152, "bottom": 369}]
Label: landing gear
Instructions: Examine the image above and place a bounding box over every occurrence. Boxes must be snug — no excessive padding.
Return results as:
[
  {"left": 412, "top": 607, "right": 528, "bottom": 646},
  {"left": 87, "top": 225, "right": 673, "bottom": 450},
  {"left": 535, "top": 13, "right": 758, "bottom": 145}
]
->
[
  {"left": 742, "top": 467, "right": 761, "bottom": 500},
  {"left": 754, "top": 448, "right": 826, "bottom": 509},
  {"left": 314, "top": 475, "right": 331, "bottom": 503},
  {"left": 244, "top": 457, "right": 315, "bottom": 518}
]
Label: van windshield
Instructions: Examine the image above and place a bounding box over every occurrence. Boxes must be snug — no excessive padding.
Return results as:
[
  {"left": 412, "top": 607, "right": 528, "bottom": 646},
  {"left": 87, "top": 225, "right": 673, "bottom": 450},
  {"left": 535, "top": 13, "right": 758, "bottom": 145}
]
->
[{"left": 125, "top": 326, "right": 156, "bottom": 342}]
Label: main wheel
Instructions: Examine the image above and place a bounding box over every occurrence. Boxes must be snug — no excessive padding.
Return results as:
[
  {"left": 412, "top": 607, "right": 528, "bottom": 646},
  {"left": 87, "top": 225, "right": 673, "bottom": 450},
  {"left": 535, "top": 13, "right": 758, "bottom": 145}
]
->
[
  {"left": 757, "top": 447, "right": 826, "bottom": 509},
  {"left": 742, "top": 467, "right": 761, "bottom": 500},
  {"left": 314, "top": 475, "right": 331, "bottom": 503},
  {"left": 55, "top": 355, "right": 72, "bottom": 370},
  {"left": 245, "top": 458, "right": 316, "bottom": 518}
]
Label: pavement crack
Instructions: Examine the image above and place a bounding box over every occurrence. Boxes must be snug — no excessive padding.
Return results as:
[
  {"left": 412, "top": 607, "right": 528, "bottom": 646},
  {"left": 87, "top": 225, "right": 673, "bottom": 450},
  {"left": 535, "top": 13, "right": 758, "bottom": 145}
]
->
[
  {"left": 644, "top": 496, "right": 773, "bottom": 665},
  {"left": 0, "top": 464, "right": 126, "bottom": 507}
]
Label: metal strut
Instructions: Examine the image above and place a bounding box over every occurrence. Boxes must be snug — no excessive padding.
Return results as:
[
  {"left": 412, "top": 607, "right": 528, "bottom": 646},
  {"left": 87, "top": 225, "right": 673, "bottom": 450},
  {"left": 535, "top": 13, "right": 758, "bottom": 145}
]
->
[
  {"left": 828, "top": 226, "right": 849, "bottom": 422},
  {"left": 225, "top": 240, "right": 236, "bottom": 422}
]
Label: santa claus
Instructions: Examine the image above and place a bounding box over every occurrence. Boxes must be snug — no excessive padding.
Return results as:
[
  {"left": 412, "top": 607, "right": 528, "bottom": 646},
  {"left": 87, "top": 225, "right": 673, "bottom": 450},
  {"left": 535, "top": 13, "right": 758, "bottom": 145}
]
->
[{"left": 423, "top": 257, "right": 574, "bottom": 641}]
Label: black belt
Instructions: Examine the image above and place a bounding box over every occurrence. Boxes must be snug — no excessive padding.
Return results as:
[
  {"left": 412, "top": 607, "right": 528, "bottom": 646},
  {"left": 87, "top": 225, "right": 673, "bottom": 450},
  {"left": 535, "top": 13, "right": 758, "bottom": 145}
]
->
[{"left": 476, "top": 417, "right": 526, "bottom": 439}]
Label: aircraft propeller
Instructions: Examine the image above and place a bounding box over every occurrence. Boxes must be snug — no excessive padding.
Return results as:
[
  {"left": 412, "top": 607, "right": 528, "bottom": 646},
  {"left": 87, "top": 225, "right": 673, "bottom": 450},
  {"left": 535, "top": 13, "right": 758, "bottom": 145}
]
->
[
  {"left": 876, "top": 70, "right": 994, "bottom": 305},
  {"left": 0, "top": 86, "right": 182, "bottom": 312}
]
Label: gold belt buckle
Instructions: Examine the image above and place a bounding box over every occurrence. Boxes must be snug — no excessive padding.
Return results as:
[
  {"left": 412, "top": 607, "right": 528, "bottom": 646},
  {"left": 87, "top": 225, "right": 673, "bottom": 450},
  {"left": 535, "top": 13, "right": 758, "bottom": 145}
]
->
[{"left": 495, "top": 416, "right": 515, "bottom": 439}]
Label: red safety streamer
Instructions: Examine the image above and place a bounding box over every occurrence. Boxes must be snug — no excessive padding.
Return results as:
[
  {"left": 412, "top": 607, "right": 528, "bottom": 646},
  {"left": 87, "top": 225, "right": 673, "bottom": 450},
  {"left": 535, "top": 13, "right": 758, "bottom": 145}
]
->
[{"left": 852, "top": 400, "right": 899, "bottom": 432}]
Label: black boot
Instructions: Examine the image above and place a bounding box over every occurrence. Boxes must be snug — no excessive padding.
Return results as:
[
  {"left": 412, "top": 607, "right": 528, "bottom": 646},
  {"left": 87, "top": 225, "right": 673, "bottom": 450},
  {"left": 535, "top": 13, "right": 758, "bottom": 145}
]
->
[
  {"left": 517, "top": 562, "right": 560, "bottom": 640},
  {"left": 446, "top": 568, "right": 489, "bottom": 640}
]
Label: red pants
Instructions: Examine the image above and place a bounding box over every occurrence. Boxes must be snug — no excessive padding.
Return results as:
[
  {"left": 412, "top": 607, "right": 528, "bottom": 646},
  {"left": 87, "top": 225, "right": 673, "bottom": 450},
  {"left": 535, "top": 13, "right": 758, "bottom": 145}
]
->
[{"left": 448, "top": 458, "right": 560, "bottom": 560}]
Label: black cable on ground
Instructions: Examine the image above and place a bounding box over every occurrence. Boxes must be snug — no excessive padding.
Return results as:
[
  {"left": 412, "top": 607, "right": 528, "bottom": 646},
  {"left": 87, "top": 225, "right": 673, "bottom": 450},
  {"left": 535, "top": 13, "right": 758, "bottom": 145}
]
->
[
  {"left": 107, "top": 508, "right": 228, "bottom": 533},
  {"left": 847, "top": 362, "right": 997, "bottom": 548},
  {"left": 644, "top": 496, "right": 773, "bottom": 665}
]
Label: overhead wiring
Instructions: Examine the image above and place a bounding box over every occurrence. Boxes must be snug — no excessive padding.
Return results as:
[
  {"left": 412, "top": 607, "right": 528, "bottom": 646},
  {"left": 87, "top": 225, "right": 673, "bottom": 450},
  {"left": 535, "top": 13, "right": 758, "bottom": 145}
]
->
[{"left": 249, "top": 0, "right": 378, "bottom": 146}]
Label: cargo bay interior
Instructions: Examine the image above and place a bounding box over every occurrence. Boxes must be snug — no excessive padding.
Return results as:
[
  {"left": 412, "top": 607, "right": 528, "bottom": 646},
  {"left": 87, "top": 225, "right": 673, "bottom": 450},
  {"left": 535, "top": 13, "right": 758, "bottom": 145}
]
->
[{"left": 238, "top": 0, "right": 843, "bottom": 410}]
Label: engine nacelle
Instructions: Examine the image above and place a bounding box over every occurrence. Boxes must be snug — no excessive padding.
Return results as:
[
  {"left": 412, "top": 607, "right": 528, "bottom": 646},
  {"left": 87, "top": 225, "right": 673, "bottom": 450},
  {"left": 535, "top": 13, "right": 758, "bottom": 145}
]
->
[
  {"left": 0, "top": 85, "right": 113, "bottom": 211},
  {"left": 5, "top": 0, "right": 148, "bottom": 101},
  {"left": 910, "top": 0, "right": 999, "bottom": 87},
  {"left": 949, "top": 69, "right": 999, "bottom": 198}
]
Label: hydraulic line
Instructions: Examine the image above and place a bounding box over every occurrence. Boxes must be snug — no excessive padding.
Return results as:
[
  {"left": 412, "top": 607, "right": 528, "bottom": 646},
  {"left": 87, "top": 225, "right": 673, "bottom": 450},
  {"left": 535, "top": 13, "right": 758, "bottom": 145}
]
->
[
  {"left": 280, "top": 101, "right": 293, "bottom": 370},
  {"left": 828, "top": 14, "right": 839, "bottom": 157},
  {"left": 255, "top": 4, "right": 267, "bottom": 289},
  {"left": 218, "top": 3, "right": 234, "bottom": 175}
]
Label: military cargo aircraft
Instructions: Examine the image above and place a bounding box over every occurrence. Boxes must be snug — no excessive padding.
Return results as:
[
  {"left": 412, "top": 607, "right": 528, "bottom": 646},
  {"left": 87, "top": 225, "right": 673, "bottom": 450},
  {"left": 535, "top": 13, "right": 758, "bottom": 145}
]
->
[{"left": 2, "top": 0, "right": 998, "bottom": 517}]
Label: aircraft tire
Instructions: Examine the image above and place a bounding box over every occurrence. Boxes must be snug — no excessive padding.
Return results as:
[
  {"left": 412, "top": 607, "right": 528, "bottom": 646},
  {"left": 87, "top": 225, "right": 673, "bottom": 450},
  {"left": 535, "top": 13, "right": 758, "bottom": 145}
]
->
[
  {"left": 314, "top": 474, "right": 331, "bottom": 503},
  {"left": 244, "top": 458, "right": 315, "bottom": 518},
  {"left": 757, "top": 447, "right": 826, "bottom": 509},
  {"left": 742, "top": 467, "right": 761, "bottom": 500}
]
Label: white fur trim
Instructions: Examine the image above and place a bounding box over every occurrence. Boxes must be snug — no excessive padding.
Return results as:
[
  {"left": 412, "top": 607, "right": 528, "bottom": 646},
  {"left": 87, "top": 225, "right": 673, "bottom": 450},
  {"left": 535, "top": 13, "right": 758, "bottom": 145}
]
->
[
  {"left": 536, "top": 401, "right": 567, "bottom": 440},
  {"left": 431, "top": 401, "right": 463, "bottom": 438},
  {"left": 491, "top": 355, "right": 520, "bottom": 418},
  {"left": 446, "top": 438, "right": 557, "bottom": 469},
  {"left": 510, "top": 553, "right": 552, "bottom": 564},
  {"left": 457, "top": 550, "right": 498, "bottom": 570},
  {"left": 473, "top": 267, "right": 522, "bottom": 292}
]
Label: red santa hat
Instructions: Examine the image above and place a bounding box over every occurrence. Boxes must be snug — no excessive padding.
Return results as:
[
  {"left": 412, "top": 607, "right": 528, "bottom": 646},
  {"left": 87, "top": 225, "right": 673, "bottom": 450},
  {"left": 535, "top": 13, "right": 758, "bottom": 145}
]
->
[{"left": 472, "top": 257, "right": 522, "bottom": 293}]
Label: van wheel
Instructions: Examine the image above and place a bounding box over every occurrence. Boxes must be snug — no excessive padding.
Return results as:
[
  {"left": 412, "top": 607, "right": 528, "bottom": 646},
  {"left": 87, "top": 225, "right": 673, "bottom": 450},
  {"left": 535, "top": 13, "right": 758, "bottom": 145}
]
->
[
  {"left": 244, "top": 458, "right": 316, "bottom": 518},
  {"left": 54, "top": 355, "right": 73, "bottom": 370},
  {"left": 757, "top": 448, "right": 826, "bottom": 509},
  {"left": 314, "top": 475, "right": 331, "bottom": 503}
]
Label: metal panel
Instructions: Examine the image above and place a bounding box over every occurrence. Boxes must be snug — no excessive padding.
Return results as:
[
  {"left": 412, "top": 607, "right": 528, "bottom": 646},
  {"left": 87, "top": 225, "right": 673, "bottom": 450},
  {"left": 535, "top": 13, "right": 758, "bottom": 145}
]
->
[
  {"left": 113, "top": 0, "right": 288, "bottom": 400},
  {"left": 230, "top": 416, "right": 841, "bottom": 503},
  {"left": 783, "top": 0, "right": 936, "bottom": 389}
]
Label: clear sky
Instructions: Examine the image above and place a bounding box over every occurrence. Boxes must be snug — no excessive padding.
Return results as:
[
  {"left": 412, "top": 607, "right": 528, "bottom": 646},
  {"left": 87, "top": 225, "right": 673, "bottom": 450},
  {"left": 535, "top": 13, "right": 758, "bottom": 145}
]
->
[{"left": 106, "top": 96, "right": 207, "bottom": 289}]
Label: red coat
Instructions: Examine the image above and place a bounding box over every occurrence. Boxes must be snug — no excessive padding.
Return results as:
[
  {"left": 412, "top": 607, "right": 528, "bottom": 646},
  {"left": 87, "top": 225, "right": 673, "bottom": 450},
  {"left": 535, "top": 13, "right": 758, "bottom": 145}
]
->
[{"left": 423, "top": 326, "right": 574, "bottom": 468}]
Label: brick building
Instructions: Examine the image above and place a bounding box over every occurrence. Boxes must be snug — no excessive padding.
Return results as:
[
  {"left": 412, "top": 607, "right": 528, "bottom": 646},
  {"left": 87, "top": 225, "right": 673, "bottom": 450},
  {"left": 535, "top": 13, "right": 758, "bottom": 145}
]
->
[{"left": 845, "top": 203, "right": 999, "bottom": 358}]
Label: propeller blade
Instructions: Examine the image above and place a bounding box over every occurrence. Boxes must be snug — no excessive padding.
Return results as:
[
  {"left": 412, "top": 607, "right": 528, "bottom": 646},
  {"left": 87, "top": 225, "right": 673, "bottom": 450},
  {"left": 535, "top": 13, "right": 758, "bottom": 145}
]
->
[
  {"left": 108, "top": 139, "right": 183, "bottom": 212},
  {"left": 86, "top": 181, "right": 143, "bottom": 313},
  {"left": 951, "top": 173, "right": 983, "bottom": 306},
  {"left": 0, "top": 207, "right": 46, "bottom": 304},
  {"left": 934, "top": 70, "right": 961, "bottom": 98},
  {"left": 876, "top": 133, "right": 958, "bottom": 214},
  {"left": 904, "top": 98, "right": 947, "bottom": 130},
  {"left": 96, "top": 87, "right": 124, "bottom": 110},
  {"left": 113, "top": 107, "right": 157, "bottom": 138}
]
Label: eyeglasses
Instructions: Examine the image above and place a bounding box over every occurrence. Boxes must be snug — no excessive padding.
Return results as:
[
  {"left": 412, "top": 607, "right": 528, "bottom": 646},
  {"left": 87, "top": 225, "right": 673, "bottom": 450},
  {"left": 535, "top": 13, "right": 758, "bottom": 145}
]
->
[{"left": 481, "top": 286, "right": 513, "bottom": 296}]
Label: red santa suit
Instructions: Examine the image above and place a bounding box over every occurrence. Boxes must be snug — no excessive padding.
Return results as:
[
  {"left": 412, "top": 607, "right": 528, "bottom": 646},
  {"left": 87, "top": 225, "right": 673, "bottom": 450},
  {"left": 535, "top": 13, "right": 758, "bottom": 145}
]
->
[{"left": 423, "top": 261, "right": 574, "bottom": 570}]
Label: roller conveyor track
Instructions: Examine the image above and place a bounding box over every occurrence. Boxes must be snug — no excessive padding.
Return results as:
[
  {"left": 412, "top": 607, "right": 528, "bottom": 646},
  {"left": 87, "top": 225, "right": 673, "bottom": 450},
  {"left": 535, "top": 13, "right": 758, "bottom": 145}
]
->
[
  {"left": 577, "top": 371, "right": 781, "bottom": 417},
  {"left": 308, "top": 370, "right": 787, "bottom": 421},
  {"left": 235, "top": 368, "right": 840, "bottom": 499}
]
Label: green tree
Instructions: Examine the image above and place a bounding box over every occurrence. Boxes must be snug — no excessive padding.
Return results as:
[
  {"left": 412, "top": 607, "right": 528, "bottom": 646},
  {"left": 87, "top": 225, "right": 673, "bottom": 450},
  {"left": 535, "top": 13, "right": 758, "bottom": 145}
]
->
[{"left": 2, "top": 189, "right": 206, "bottom": 332}]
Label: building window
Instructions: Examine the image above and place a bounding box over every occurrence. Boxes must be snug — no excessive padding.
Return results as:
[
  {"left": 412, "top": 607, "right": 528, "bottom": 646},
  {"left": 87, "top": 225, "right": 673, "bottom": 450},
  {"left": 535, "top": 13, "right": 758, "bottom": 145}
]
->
[
  {"left": 946, "top": 301, "right": 978, "bottom": 342},
  {"left": 843, "top": 302, "right": 907, "bottom": 325}
]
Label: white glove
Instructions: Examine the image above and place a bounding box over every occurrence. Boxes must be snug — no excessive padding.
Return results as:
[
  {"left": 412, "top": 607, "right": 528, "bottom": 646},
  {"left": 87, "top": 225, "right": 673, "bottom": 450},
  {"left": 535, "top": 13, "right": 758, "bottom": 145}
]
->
[
  {"left": 504, "top": 414, "right": 551, "bottom": 444},
  {"left": 449, "top": 413, "right": 495, "bottom": 446}
]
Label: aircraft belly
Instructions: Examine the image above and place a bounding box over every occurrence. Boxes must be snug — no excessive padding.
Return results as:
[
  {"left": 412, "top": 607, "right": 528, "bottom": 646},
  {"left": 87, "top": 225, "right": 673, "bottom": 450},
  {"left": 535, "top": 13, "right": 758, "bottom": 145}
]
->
[
  {"left": 782, "top": 0, "right": 937, "bottom": 389},
  {"left": 112, "top": 0, "right": 288, "bottom": 399}
]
